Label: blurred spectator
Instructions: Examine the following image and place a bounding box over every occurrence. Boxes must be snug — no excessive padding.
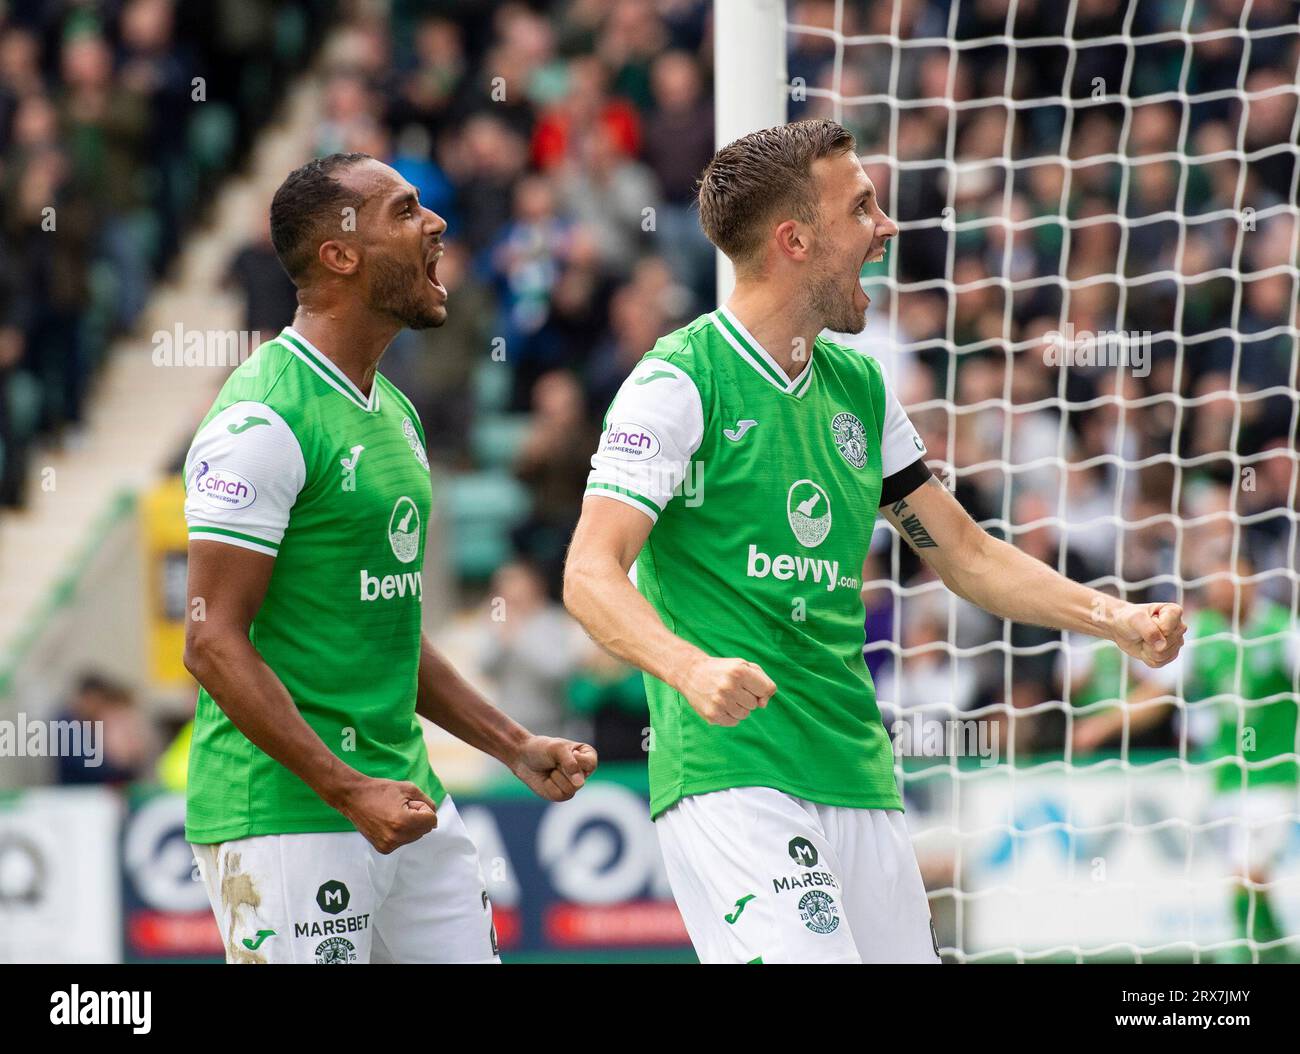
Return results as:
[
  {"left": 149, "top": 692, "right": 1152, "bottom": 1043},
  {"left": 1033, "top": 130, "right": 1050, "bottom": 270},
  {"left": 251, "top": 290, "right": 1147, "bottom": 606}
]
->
[
  {"left": 642, "top": 50, "right": 714, "bottom": 304},
  {"left": 554, "top": 119, "right": 659, "bottom": 280},
  {"left": 512, "top": 370, "right": 601, "bottom": 594},
  {"left": 54, "top": 673, "right": 159, "bottom": 785},
  {"left": 223, "top": 223, "right": 299, "bottom": 336},
  {"left": 60, "top": 29, "right": 154, "bottom": 331},
  {"left": 446, "top": 113, "right": 530, "bottom": 254},
  {"left": 0, "top": 0, "right": 331, "bottom": 503},
  {"left": 566, "top": 648, "right": 649, "bottom": 763},
  {"left": 480, "top": 560, "right": 587, "bottom": 737},
  {"left": 489, "top": 173, "right": 579, "bottom": 405},
  {"left": 532, "top": 55, "right": 640, "bottom": 170},
  {"left": 874, "top": 611, "right": 980, "bottom": 730}
]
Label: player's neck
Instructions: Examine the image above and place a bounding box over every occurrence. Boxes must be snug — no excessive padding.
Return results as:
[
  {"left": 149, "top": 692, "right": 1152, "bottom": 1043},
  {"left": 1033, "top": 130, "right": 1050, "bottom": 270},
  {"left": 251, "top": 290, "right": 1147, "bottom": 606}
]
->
[
  {"left": 288, "top": 307, "right": 399, "bottom": 397},
  {"left": 723, "top": 284, "right": 820, "bottom": 382}
]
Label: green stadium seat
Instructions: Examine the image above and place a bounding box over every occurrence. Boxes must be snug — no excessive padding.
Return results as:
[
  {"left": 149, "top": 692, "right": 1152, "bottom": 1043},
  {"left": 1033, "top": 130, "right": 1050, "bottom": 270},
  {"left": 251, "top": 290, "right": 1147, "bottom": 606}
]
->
[
  {"left": 7, "top": 369, "right": 43, "bottom": 439},
  {"left": 188, "top": 103, "right": 238, "bottom": 174},
  {"left": 470, "top": 414, "right": 531, "bottom": 471},
  {"left": 472, "top": 360, "right": 513, "bottom": 413},
  {"left": 444, "top": 470, "right": 531, "bottom": 580}
]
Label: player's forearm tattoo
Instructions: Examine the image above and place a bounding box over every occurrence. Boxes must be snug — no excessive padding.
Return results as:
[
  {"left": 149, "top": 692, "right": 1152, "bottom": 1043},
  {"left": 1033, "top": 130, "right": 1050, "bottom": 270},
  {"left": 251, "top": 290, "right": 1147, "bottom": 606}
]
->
[{"left": 890, "top": 498, "right": 938, "bottom": 550}]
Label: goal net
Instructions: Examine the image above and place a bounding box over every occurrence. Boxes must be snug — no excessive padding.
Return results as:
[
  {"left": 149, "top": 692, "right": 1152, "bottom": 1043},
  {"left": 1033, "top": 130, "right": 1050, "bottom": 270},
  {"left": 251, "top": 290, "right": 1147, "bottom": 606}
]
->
[{"left": 717, "top": 0, "right": 1300, "bottom": 961}]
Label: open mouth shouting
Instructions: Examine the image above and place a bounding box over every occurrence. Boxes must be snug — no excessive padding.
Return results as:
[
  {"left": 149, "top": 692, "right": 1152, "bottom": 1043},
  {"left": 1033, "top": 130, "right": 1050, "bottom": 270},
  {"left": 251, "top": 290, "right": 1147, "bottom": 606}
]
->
[
  {"left": 425, "top": 242, "right": 446, "bottom": 299},
  {"left": 855, "top": 241, "right": 887, "bottom": 312}
]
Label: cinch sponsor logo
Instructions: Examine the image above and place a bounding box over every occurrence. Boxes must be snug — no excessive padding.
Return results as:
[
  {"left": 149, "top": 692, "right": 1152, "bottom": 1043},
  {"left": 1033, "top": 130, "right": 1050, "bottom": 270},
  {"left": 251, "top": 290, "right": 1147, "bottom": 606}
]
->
[
  {"left": 192, "top": 461, "right": 256, "bottom": 510},
  {"left": 746, "top": 544, "right": 859, "bottom": 593},
  {"left": 601, "top": 421, "right": 661, "bottom": 461},
  {"left": 360, "top": 569, "right": 423, "bottom": 601}
]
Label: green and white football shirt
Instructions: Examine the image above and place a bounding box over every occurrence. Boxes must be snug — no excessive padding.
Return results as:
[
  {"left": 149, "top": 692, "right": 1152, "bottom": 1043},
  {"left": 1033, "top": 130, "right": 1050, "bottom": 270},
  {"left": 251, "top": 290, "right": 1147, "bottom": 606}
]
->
[
  {"left": 183, "top": 327, "right": 445, "bottom": 843},
  {"left": 585, "top": 307, "right": 932, "bottom": 817},
  {"left": 1150, "top": 599, "right": 1299, "bottom": 793}
]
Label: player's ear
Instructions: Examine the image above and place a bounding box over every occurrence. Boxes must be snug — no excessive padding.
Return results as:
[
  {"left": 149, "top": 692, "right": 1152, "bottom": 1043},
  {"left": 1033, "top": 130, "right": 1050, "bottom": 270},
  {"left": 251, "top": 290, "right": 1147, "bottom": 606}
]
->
[
  {"left": 774, "top": 218, "right": 810, "bottom": 262},
  {"left": 317, "top": 237, "right": 360, "bottom": 277}
]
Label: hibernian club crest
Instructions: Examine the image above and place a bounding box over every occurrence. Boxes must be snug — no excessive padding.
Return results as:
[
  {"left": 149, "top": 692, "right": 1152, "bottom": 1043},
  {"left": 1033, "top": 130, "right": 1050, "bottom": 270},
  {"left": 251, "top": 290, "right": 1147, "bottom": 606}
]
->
[
  {"left": 402, "top": 416, "right": 430, "bottom": 470},
  {"left": 831, "top": 411, "right": 868, "bottom": 469}
]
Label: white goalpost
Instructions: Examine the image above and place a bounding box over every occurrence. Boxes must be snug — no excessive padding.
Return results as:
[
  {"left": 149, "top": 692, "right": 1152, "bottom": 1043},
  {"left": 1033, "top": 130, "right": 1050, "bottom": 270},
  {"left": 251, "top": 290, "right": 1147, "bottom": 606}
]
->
[
  {"left": 713, "top": 0, "right": 790, "bottom": 301},
  {"left": 715, "top": 0, "right": 1300, "bottom": 961}
]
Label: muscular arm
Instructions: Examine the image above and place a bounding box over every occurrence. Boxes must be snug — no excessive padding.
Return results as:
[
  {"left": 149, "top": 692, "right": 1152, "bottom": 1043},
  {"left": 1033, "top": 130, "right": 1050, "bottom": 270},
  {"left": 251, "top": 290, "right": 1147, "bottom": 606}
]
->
[
  {"left": 415, "top": 637, "right": 527, "bottom": 762},
  {"left": 563, "top": 497, "right": 777, "bottom": 726},
  {"left": 183, "top": 540, "right": 436, "bottom": 851},
  {"left": 880, "top": 476, "right": 1186, "bottom": 666},
  {"left": 415, "top": 637, "right": 595, "bottom": 799},
  {"left": 415, "top": 638, "right": 597, "bottom": 801},
  {"left": 563, "top": 499, "right": 702, "bottom": 687}
]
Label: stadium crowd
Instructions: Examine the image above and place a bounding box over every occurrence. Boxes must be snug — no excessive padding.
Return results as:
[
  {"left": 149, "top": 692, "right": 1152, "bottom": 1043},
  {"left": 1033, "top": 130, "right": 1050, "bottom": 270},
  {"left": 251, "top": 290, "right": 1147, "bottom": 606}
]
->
[
  {"left": 0, "top": 0, "right": 334, "bottom": 506},
  {"left": 5, "top": 0, "right": 1297, "bottom": 767},
  {"left": 272, "top": 0, "right": 1295, "bottom": 760}
]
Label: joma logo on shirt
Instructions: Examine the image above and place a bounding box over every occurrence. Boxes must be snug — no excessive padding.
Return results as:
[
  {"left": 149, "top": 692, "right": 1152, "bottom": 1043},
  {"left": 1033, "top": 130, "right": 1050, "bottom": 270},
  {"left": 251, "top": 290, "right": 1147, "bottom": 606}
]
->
[{"left": 360, "top": 569, "right": 422, "bottom": 601}]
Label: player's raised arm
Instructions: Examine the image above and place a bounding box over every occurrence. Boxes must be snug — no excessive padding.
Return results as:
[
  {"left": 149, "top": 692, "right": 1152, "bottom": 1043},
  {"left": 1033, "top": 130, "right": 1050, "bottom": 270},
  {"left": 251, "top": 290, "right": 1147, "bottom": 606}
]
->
[
  {"left": 880, "top": 475, "right": 1187, "bottom": 668},
  {"left": 413, "top": 634, "right": 597, "bottom": 801},
  {"left": 564, "top": 495, "right": 777, "bottom": 727},
  {"left": 183, "top": 541, "right": 438, "bottom": 852}
]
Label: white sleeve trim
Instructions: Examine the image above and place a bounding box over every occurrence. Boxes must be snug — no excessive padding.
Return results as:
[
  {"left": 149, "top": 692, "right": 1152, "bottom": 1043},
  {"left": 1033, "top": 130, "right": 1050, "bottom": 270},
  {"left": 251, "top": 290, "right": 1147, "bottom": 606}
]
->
[
  {"left": 184, "top": 400, "right": 307, "bottom": 551},
  {"left": 587, "top": 359, "right": 705, "bottom": 513},
  {"left": 879, "top": 372, "right": 927, "bottom": 478},
  {"left": 583, "top": 486, "right": 660, "bottom": 524},
  {"left": 187, "top": 530, "right": 280, "bottom": 558}
]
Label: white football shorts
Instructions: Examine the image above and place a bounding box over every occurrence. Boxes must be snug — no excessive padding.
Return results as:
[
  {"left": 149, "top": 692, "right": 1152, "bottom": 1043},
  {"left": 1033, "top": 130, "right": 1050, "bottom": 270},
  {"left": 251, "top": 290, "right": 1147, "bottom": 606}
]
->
[
  {"left": 192, "top": 796, "right": 499, "bottom": 964},
  {"left": 656, "top": 786, "right": 940, "bottom": 964}
]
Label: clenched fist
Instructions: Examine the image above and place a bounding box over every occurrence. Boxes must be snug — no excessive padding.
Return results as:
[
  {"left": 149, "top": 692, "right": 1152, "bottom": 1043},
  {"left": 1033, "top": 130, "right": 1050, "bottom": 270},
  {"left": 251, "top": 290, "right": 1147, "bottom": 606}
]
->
[
  {"left": 338, "top": 777, "right": 439, "bottom": 854},
  {"left": 1111, "top": 601, "right": 1187, "bottom": 668},
  {"left": 679, "top": 656, "right": 777, "bottom": 727},
  {"left": 510, "top": 736, "right": 599, "bottom": 802}
]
